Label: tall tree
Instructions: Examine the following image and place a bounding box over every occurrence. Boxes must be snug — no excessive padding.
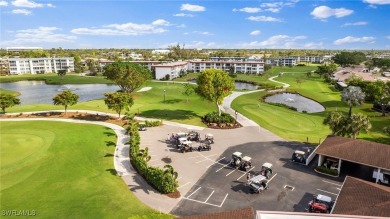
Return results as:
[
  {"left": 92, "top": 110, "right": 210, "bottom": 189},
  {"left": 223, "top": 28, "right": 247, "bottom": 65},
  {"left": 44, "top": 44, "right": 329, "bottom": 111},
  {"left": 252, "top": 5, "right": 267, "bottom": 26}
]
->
[
  {"left": 341, "top": 86, "right": 365, "bottom": 117},
  {"left": 195, "top": 69, "right": 235, "bottom": 116},
  {"left": 103, "top": 62, "right": 152, "bottom": 93},
  {"left": 104, "top": 92, "right": 134, "bottom": 118},
  {"left": 332, "top": 51, "right": 366, "bottom": 67},
  {"left": 366, "top": 80, "right": 390, "bottom": 116},
  {"left": 182, "top": 83, "right": 194, "bottom": 103},
  {"left": 0, "top": 94, "right": 21, "bottom": 113},
  {"left": 347, "top": 113, "right": 371, "bottom": 139},
  {"left": 57, "top": 66, "right": 69, "bottom": 79},
  {"left": 323, "top": 111, "right": 345, "bottom": 135},
  {"left": 52, "top": 90, "right": 79, "bottom": 115}
]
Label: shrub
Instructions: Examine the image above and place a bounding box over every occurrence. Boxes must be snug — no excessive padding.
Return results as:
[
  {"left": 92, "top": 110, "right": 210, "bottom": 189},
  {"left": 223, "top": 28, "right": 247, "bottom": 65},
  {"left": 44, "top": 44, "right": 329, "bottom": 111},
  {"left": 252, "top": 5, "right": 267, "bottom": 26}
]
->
[
  {"left": 315, "top": 166, "right": 339, "bottom": 176},
  {"left": 202, "top": 112, "right": 235, "bottom": 124},
  {"left": 144, "top": 120, "right": 162, "bottom": 127}
]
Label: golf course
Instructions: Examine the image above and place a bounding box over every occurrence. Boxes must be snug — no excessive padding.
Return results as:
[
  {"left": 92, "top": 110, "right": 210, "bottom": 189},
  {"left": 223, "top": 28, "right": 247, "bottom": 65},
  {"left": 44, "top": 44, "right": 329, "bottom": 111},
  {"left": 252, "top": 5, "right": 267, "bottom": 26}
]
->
[{"left": 0, "top": 121, "right": 172, "bottom": 219}]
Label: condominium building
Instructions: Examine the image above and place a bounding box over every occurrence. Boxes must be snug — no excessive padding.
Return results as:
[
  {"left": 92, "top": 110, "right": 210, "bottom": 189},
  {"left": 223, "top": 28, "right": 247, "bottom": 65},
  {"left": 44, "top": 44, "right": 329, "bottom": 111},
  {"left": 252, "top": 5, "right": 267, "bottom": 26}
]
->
[
  {"left": 153, "top": 61, "right": 189, "bottom": 80},
  {"left": 8, "top": 57, "right": 74, "bottom": 74},
  {"left": 189, "top": 60, "right": 264, "bottom": 74}
]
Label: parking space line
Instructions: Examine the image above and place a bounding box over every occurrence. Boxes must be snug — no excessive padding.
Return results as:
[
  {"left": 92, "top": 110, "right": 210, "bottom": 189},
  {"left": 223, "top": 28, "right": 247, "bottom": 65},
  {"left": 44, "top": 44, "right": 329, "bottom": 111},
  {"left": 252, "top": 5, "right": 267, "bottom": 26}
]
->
[
  {"left": 182, "top": 197, "right": 221, "bottom": 207},
  {"left": 216, "top": 163, "right": 230, "bottom": 172},
  {"left": 204, "top": 191, "right": 215, "bottom": 203},
  {"left": 188, "top": 155, "right": 201, "bottom": 159},
  {"left": 195, "top": 159, "right": 211, "bottom": 164},
  {"left": 178, "top": 182, "right": 191, "bottom": 189},
  {"left": 186, "top": 187, "right": 202, "bottom": 199},
  {"left": 317, "top": 189, "right": 338, "bottom": 196},
  {"left": 322, "top": 180, "right": 342, "bottom": 187},
  {"left": 219, "top": 193, "right": 229, "bottom": 207},
  {"left": 237, "top": 166, "right": 256, "bottom": 180},
  {"left": 206, "top": 157, "right": 225, "bottom": 168},
  {"left": 226, "top": 169, "right": 237, "bottom": 176},
  {"left": 268, "top": 173, "right": 278, "bottom": 182}
]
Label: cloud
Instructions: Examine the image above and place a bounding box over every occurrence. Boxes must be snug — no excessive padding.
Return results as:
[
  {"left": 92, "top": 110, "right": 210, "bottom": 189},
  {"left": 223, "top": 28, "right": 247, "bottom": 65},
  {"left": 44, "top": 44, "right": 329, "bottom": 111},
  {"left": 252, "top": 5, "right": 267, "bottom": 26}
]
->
[
  {"left": 333, "top": 36, "right": 375, "bottom": 45},
  {"left": 311, "top": 6, "right": 353, "bottom": 20},
  {"left": 2, "top": 26, "right": 76, "bottom": 46},
  {"left": 342, "top": 21, "right": 368, "bottom": 26},
  {"left": 176, "top": 24, "right": 186, "bottom": 28},
  {"left": 250, "top": 30, "right": 261, "bottom": 36},
  {"left": 173, "top": 13, "right": 194, "bottom": 17},
  {"left": 180, "top": 3, "right": 205, "bottom": 12},
  {"left": 161, "top": 41, "right": 216, "bottom": 49},
  {"left": 240, "top": 35, "right": 306, "bottom": 48},
  {"left": 12, "top": 0, "right": 54, "bottom": 8},
  {"left": 386, "top": 36, "right": 390, "bottom": 40},
  {"left": 247, "top": 16, "right": 282, "bottom": 22},
  {"left": 259, "top": 0, "right": 299, "bottom": 13},
  {"left": 193, "top": 31, "right": 213, "bottom": 35},
  {"left": 71, "top": 20, "right": 170, "bottom": 36},
  {"left": 363, "top": 0, "right": 390, "bottom": 4},
  {"left": 12, "top": 8, "right": 31, "bottom": 15},
  {"left": 0, "top": 1, "right": 8, "bottom": 6},
  {"left": 233, "top": 7, "right": 262, "bottom": 13},
  {"left": 152, "top": 19, "right": 170, "bottom": 26}
]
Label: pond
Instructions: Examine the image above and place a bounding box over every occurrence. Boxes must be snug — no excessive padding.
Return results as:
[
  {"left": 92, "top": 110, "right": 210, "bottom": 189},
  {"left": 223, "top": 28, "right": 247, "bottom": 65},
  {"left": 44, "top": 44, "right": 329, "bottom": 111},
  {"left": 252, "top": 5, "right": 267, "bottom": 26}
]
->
[
  {"left": 265, "top": 93, "right": 325, "bottom": 113},
  {"left": 0, "top": 81, "right": 120, "bottom": 105},
  {"left": 188, "top": 79, "right": 258, "bottom": 90}
]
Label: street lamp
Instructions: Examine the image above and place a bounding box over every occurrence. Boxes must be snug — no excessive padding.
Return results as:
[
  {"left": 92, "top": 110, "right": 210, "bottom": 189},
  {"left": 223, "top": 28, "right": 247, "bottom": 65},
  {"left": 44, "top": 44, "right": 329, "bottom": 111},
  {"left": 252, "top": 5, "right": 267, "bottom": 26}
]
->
[
  {"left": 235, "top": 111, "right": 238, "bottom": 124},
  {"left": 164, "top": 89, "right": 166, "bottom": 103}
]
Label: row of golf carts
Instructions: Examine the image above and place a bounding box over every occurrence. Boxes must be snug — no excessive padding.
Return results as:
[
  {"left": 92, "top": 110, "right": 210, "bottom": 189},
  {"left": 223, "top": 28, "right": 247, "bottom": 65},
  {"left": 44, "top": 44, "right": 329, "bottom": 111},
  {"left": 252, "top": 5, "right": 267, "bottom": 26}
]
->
[{"left": 171, "top": 131, "right": 214, "bottom": 153}]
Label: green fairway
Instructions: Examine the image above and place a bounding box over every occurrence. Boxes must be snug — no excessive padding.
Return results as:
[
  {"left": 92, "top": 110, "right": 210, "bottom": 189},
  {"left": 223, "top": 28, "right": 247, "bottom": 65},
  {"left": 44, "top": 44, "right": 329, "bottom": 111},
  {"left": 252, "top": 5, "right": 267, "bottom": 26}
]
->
[
  {"left": 4, "top": 82, "right": 216, "bottom": 126},
  {"left": 0, "top": 73, "right": 113, "bottom": 84},
  {"left": 232, "top": 72, "right": 390, "bottom": 144},
  {"left": 0, "top": 88, "right": 20, "bottom": 96},
  {"left": 0, "top": 121, "right": 172, "bottom": 219}
]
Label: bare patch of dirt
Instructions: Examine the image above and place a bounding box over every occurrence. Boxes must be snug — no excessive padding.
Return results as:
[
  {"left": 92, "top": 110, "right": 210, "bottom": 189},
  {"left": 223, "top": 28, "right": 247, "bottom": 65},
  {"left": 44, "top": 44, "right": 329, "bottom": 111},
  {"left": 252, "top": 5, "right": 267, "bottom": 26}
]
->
[{"left": 165, "top": 190, "right": 181, "bottom": 199}]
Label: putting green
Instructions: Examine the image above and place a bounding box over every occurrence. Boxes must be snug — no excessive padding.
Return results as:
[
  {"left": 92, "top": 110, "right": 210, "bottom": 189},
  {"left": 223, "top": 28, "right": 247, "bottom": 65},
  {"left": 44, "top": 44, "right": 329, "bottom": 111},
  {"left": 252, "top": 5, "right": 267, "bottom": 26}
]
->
[{"left": 0, "top": 121, "right": 172, "bottom": 218}]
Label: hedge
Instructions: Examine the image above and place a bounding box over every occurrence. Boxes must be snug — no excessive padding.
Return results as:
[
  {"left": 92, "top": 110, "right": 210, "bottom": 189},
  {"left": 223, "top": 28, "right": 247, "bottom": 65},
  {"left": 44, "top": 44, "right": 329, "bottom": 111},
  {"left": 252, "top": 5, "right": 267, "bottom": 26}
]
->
[
  {"left": 126, "top": 115, "right": 178, "bottom": 194},
  {"left": 315, "top": 166, "right": 339, "bottom": 176}
]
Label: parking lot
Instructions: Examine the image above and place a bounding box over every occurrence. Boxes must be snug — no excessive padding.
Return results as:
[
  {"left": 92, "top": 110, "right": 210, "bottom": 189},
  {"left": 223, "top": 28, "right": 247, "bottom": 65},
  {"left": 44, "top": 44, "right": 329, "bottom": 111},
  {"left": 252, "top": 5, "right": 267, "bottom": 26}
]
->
[{"left": 139, "top": 124, "right": 344, "bottom": 216}]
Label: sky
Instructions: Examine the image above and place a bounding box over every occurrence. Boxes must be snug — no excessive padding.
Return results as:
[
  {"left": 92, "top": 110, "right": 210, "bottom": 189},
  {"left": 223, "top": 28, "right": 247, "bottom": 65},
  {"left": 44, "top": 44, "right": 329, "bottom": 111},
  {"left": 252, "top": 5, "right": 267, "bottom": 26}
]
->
[{"left": 1, "top": 0, "right": 390, "bottom": 50}]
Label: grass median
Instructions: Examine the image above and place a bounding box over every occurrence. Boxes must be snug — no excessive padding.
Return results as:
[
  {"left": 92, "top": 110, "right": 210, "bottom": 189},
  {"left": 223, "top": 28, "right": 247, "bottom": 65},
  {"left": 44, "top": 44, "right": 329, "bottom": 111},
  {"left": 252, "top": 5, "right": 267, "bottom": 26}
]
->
[{"left": 0, "top": 121, "right": 173, "bottom": 219}]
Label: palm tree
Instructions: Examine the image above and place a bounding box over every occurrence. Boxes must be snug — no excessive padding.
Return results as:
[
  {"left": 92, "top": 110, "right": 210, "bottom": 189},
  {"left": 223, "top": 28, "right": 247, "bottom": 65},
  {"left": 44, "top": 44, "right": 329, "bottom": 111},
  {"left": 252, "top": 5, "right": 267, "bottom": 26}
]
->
[
  {"left": 163, "top": 165, "right": 178, "bottom": 181},
  {"left": 323, "top": 112, "right": 345, "bottom": 135},
  {"left": 347, "top": 113, "right": 371, "bottom": 139},
  {"left": 341, "top": 86, "right": 365, "bottom": 117}
]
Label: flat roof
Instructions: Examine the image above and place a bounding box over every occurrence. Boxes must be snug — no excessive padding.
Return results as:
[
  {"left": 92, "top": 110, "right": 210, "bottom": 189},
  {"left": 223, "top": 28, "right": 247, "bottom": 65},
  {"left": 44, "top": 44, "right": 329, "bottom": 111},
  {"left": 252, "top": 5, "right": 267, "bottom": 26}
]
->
[
  {"left": 332, "top": 176, "right": 390, "bottom": 217},
  {"left": 316, "top": 136, "right": 390, "bottom": 170},
  {"left": 152, "top": 61, "right": 188, "bottom": 67}
]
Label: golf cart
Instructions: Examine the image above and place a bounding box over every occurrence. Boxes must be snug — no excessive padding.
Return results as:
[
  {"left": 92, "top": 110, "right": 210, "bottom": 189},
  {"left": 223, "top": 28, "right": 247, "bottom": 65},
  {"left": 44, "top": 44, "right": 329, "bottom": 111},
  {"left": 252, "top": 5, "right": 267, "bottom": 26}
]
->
[
  {"left": 198, "top": 142, "right": 211, "bottom": 151},
  {"left": 248, "top": 174, "right": 269, "bottom": 194},
  {"left": 179, "top": 140, "right": 195, "bottom": 153},
  {"left": 373, "top": 169, "right": 390, "bottom": 186},
  {"left": 323, "top": 158, "right": 339, "bottom": 170},
  {"left": 176, "top": 137, "right": 189, "bottom": 148},
  {"left": 307, "top": 194, "right": 334, "bottom": 213},
  {"left": 239, "top": 156, "right": 252, "bottom": 171},
  {"left": 260, "top": 162, "right": 273, "bottom": 179},
  {"left": 230, "top": 152, "right": 243, "bottom": 168},
  {"left": 138, "top": 123, "right": 147, "bottom": 131},
  {"left": 291, "top": 150, "right": 306, "bottom": 164},
  {"left": 205, "top": 133, "right": 214, "bottom": 144},
  {"left": 187, "top": 130, "right": 200, "bottom": 142}
]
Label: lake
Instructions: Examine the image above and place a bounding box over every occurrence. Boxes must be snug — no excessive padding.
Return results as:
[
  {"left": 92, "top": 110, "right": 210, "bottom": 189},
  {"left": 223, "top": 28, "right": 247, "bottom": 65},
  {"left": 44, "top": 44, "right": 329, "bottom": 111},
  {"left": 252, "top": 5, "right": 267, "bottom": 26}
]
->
[
  {"left": 0, "top": 81, "right": 120, "bottom": 105},
  {"left": 265, "top": 93, "right": 325, "bottom": 113},
  {"left": 188, "top": 79, "right": 258, "bottom": 90}
]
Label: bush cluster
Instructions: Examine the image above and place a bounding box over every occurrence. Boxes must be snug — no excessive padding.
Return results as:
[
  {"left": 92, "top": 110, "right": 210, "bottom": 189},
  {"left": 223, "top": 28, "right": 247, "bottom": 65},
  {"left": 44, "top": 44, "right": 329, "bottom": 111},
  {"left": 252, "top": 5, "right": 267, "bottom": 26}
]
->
[
  {"left": 127, "top": 115, "right": 178, "bottom": 194},
  {"left": 144, "top": 120, "right": 162, "bottom": 127},
  {"left": 315, "top": 166, "right": 339, "bottom": 176},
  {"left": 203, "top": 112, "right": 235, "bottom": 124}
]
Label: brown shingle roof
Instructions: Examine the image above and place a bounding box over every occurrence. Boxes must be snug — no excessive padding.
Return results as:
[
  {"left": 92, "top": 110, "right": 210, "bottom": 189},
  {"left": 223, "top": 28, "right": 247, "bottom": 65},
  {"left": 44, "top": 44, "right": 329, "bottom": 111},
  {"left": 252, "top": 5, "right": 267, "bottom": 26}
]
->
[
  {"left": 332, "top": 176, "right": 390, "bottom": 217},
  {"left": 177, "top": 207, "right": 254, "bottom": 219},
  {"left": 316, "top": 136, "right": 390, "bottom": 170}
]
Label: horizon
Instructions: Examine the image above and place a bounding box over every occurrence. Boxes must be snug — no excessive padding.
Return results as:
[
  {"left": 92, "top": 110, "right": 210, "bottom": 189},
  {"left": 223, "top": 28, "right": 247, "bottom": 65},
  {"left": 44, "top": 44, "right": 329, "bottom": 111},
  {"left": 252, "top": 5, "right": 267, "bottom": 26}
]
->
[{"left": 1, "top": 0, "right": 390, "bottom": 50}]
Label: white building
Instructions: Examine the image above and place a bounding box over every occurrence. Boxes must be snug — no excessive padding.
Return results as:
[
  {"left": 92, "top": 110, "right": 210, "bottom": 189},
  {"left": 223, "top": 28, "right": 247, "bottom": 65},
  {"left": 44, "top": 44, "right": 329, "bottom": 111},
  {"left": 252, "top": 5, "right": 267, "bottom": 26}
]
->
[
  {"left": 151, "top": 49, "right": 170, "bottom": 55},
  {"left": 189, "top": 60, "right": 264, "bottom": 74},
  {"left": 8, "top": 57, "right": 74, "bottom": 74},
  {"left": 153, "top": 61, "right": 189, "bottom": 80}
]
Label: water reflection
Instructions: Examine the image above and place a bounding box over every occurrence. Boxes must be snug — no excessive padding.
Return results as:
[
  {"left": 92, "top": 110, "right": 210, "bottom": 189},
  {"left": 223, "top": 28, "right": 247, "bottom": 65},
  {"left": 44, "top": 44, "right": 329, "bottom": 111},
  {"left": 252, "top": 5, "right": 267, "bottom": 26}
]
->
[
  {"left": 0, "top": 81, "right": 120, "bottom": 105},
  {"left": 265, "top": 93, "right": 325, "bottom": 113},
  {"left": 188, "top": 79, "right": 258, "bottom": 90}
]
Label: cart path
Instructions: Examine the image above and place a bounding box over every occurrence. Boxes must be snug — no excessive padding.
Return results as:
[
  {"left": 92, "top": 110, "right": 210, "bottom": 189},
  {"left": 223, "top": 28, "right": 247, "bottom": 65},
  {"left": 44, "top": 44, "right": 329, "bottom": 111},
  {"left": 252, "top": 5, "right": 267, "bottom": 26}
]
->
[{"left": 0, "top": 116, "right": 187, "bottom": 214}]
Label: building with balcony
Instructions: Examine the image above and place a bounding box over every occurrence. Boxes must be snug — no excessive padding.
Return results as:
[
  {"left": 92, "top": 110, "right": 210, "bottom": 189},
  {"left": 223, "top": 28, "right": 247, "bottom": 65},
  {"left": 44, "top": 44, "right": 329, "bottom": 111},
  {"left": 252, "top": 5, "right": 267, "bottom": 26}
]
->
[{"left": 8, "top": 57, "right": 74, "bottom": 74}]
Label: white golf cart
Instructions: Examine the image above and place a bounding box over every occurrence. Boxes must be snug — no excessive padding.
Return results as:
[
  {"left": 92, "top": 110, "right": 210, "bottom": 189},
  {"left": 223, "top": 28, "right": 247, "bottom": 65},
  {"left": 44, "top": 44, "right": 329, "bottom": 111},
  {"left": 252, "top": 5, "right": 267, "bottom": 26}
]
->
[{"left": 248, "top": 174, "right": 269, "bottom": 194}]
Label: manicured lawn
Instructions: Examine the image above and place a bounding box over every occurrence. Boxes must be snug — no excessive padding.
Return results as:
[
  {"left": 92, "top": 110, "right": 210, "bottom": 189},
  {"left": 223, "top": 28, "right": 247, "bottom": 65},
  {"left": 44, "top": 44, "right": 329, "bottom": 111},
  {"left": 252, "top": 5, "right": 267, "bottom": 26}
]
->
[
  {"left": 0, "top": 73, "right": 113, "bottom": 84},
  {"left": 0, "top": 88, "right": 20, "bottom": 96},
  {"left": 232, "top": 72, "right": 390, "bottom": 144},
  {"left": 0, "top": 121, "right": 172, "bottom": 219},
  {"left": 4, "top": 82, "right": 216, "bottom": 126}
]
